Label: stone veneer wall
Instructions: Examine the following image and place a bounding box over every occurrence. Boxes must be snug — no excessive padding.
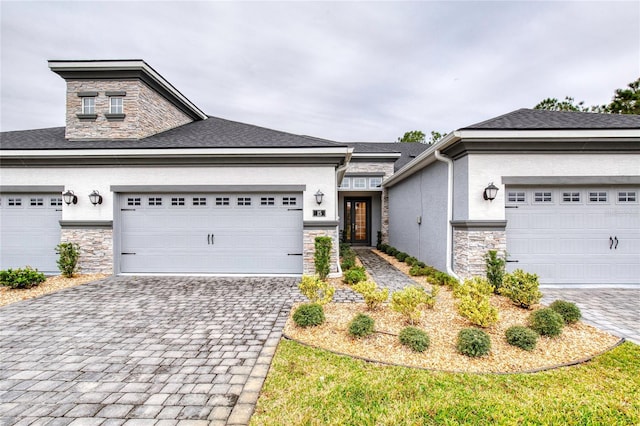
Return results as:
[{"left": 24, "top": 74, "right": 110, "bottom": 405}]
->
[
  {"left": 65, "top": 80, "right": 192, "bottom": 140},
  {"left": 61, "top": 228, "right": 113, "bottom": 274},
  {"left": 381, "top": 187, "right": 389, "bottom": 244},
  {"left": 453, "top": 229, "right": 506, "bottom": 279},
  {"left": 303, "top": 228, "right": 339, "bottom": 275}
]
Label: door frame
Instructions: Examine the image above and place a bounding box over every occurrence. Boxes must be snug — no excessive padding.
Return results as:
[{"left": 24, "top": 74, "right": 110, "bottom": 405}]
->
[{"left": 344, "top": 197, "right": 372, "bottom": 246}]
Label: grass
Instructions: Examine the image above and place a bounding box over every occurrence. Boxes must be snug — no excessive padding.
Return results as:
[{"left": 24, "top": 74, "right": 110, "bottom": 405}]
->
[{"left": 251, "top": 339, "right": 640, "bottom": 425}]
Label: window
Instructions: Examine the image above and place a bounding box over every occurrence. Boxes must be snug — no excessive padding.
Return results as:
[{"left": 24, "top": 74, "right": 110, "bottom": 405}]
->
[
  {"left": 237, "top": 197, "right": 252, "bottom": 206},
  {"left": 127, "top": 197, "right": 141, "bottom": 206},
  {"left": 192, "top": 197, "right": 207, "bottom": 206},
  {"left": 340, "top": 178, "right": 351, "bottom": 189},
  {"left": 261, "top": 197, "right": 275, "bottom": 206},
  {"left": 215, "top": 197, "right": 230, "bottom": 206},
  {"left": 50, "top": 197, "right": 63, "bottom": 206},
  {"left": 353, "top": 178, "right": 366, "bottom": 189},
  {"left": 588, "top": 191, "right": 607, "bottom": 203},
  {"left": 109, "top": 97, "right": 123, "bottom": 114},
  {"left": 507, "top": 191, "right": 526, "bottom": 203},
  {"left": 618, "top": 191, "right": 637, "bottom": 202},
  {"left": 533, "top": 191, "right": 552, "bottom": 203},
  {"left": 81, "top": 97, "right": 95, "bottom": 115},
  {"left": 283, "top": 197, "right": 297, "bottom": 206},
  {"left": 562, "top": 192, "right": 581, "bottom": 203},
  {"left": 148, "top": 197, "right": 162, "bottom": 206},
  {"left": 369, "top": 177, "right": 383, "bottom": 188},
  {"left": 30, "top": 198, "right": 44, "bottom": 206},
  {"left": 8, "top": 197, "right": 22, "bottom": 206},
  {"left": 171, "top": 197, "right": 185, "bottom": 206}
]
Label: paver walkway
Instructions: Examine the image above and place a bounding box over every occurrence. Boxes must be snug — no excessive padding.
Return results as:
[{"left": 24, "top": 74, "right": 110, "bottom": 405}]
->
[
  {"left": 0, "top": 276, "right": 302, "bottom": 426},
  {"left": 353, "top": 247, "right": 415, "bottom": 292}
]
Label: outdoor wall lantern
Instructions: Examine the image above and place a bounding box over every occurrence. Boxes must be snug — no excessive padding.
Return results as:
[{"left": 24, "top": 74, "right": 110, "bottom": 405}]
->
[
  {"left": 89, "top": 190, "right": 103, "bottom": 206},
  {"left": 483, "top": 182, "right": 499, "bottom": 201},
  {"left": 62, "top": 190, "right": 78, "bottom": 205},
  {"left": 314, "top": 190, "right": 325, "bottom": 205}
]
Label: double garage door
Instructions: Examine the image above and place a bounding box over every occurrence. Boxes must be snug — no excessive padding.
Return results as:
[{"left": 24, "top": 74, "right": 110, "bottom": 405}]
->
[
  {"left": 505, "top": 186, "right": 639, "bottom": 285},
  {"left": 118, "top": 192, "right": 303, "bottom": 274},
  {"left": 0, "top": 193, "right": 63, "bottom": 275}
]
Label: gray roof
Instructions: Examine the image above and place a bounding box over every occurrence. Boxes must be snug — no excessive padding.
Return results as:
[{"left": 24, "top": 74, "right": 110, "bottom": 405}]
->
[
  {"left": 463, "top": 108, "right": 640, "bottom": 130},
  {"left": 349, "top": 142, "right": 430, "bottom": 171},
  {"left": 0, "top": 116, "right": 347, "bottom": 150}
]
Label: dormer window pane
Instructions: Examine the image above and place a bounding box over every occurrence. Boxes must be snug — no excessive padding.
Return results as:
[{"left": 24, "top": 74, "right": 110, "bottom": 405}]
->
[
  {"left": 82, "top": 97, "right": 95, "bottom": 114},
  {"left": 110, "top": 97, "right": 123, "bottom": 114}
]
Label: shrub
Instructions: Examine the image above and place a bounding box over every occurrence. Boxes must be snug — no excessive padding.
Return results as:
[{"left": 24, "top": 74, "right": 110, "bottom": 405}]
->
[
  {"left": 453, "top": 277, "right": 494, "bottom": 299},
  {"left": 404, "top": 256, "right": 418, "bottom": 266},
  {"left": 500, "top": 269, "right": 542, "bottom": 309},
  {"left": 409, "top": 265, "right": 436, "bottom": 277},
  {"left": 376, "top": 231, "right": 383, "bottom": 250},
  {"left": 415, "top": 261, "right": 426, "bottom": 268},
  {"left": 427, "top": 271, "right": 459, "bottom": 289},
  {"left": 339, "top": 242, "right": 351, "bottom": 257},
  {"left": 391, "top": 285, "right": 436, "bottom": 324},
  {"left": 457, "top": 293, "right": 499, "bottom": 328},
  {"left": 529, "top": 308, "right": 564, "bottom": 337},
  {"left": 378, "top": 243, "right": 390, "bottom": 253},
  {"left": 314, "top": 236, "right": 333, "bottom": 280},
  {"left": 550, "top": 300, "right": 582, "bottom": 324},
  {"left": 352, "top": 280, "right": 388, "bottom": 310},
  {"left": 293, "top": 303, "right": 325, "bottom": 327},
  {"left": 0, "top": 267, "right": 46, "bottom": 289},
  {"left": 387, "top": 247, "right": 399, "bottom": 257},
  {"left": 457, "top": 328, "right": 491, "bottom": 357},
  {"left": 343, "top": 267, "right": 367, "bottom": 285},
  {"left": 56, "top": 242, "right": 80, "bottom": 278},
  {"left": 395, "top": 252, "right": 409, "bottom": 262},
  {"left": 348, "top": 313, "right": 375, "bottom": 338},
  {"left": 341, "top": 256, "right": 356, "bottom": 272},
  {"left": 298, "top": 275, "right": 335, "bottom": 305},
  {"left": 485, "top": 250, "right": 506, "bottom": 294},
  {"left": 399, "top": 327, "right": 430, "bottom": 352},
  {"left": 505, "top": 326, "right": 538, "bottom": 351}
]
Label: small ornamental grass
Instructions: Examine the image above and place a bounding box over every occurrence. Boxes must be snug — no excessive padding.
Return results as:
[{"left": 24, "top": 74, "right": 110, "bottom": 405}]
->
[
  {"left": 399, "top": 327, "right": 430, "bottom": 352},
  {"left": 529, "top": 308, "right": 564, "bottom": 337},
  {"left": 0, "top": 267, "right": 46, "bottom": 289},
  {"left": 343, "top": 267, "right": 367, "bottom": 285},
  {"left": 352, "top": 280, "right": 388, "bottom": 310},
  {"left": 348, "top": 313, "right": 375, "bottom": 338},
  {"left": 456, "top": 328, "right": 491, "bottom": 358},
  {"left": 549, "top": 300, "right": 582, "bottom": 324},
  {"left": 293, "top": 303, "right": 325, "bottom": 328},
  {"left": 298, "top": 275, "right": 335, "bottom": 305},
  {"left": 505, "top": 325, "right": 538, "bottom": 351}
]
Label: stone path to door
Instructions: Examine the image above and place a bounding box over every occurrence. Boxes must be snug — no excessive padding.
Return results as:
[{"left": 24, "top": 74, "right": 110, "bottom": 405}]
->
[
  {"left": 352, "top": 247, "right": 415, "bottom": 292},
  {"left": 0, "top": 276, "right": 302, "bottom": 426}
]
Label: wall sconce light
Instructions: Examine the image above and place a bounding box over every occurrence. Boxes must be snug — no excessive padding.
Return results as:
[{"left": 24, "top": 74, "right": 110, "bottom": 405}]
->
[
  {"left": 314, "top": 190, "right": 325, "bottom": 205},
  {"left": 89, "top": 190, "right": 103, "bottom": 206},
  {"left": 62, "top": 190, "right": 78, "bottom": 205},
  {"left": 483, "top": 182, "right": 499, "bottom": 201}
]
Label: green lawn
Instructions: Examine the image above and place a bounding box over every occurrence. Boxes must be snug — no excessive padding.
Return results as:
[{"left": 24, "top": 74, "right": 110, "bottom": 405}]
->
[{"left": 251, "top": 340, "right": 640, "bottom": 425}]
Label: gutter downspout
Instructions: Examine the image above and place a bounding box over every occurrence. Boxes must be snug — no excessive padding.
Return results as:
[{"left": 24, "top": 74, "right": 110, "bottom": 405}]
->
[{"left": 434, "top": 150, "right": 459, "bottom": 280}]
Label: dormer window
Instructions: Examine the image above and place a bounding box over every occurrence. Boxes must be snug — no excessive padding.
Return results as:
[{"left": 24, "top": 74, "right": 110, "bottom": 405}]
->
[
  {"left": 82, "top": 97, "right": 95, "bottom": 114},
  {"left": 105, "top": 91, "right": 126, "bottom": 121},
  {"left": 76, "top": 91, "right": 98, "bottom": 120},
  {"left": 110, "top": 97, "right": 123, "bottom": 114}
]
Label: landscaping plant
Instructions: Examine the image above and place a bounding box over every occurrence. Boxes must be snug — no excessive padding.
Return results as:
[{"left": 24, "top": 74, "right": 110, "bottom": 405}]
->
[
  {"left": 348, "top": 313, "right": 375, "bottom": 338},
  {"left": 395, "top": 251, "right": 409, "bottom": 262},
  {"left": 456, "top": 328, "right": 491, "bottom": 357},
  {"left": 484, "top": 250, "right": 506, "bottom": 293},
  {"left": 529, "top": 308, "right": 564, "bottom": 337},
  {"left": 549, "top": 300, "right": 582, "bottom": 324},
  {"left": 500, "top": 269, "right": 542, "bottom": 309},
  {"left": 314, "top": 236, "right": 333, "bottom": 280},
  {"left": 505, "top": 325, "right": 538, "bottom": 351},
  {"left": 399, "top": 326, "right": 430, "bottom": 352},
  {"left": 298, "top": 275, "right": 335, "bottom": 305},
  {"left": 391, "top": 285, "right": 437, "bottom": 324},
  {"left": 0, "top": 267, "right": 46, "bottom": 289},
  {"left": 293, "top": 303, "right": 325, "bottom": 327},
  {"left": 56, "top": 242, "right": 80, "bottom": 278},
  {"left": 352, "top": 280, "right": 388, "bottom": 310},
  {"left": 343, "top": 267, "right": 367, "bottom": 285}
]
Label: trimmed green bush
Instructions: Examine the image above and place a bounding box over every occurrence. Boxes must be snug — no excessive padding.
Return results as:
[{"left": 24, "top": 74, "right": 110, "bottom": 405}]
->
[
  {"left": 387, "top": 247, "right": 399, "bottom": 257},
  {"left": 348, "top": 313, "right": 375, "bottom": 338},
  {"left": 352, "top": 280, "right": 388, "bottom": 310},
  {"left": 399, "top": 327, "right": 430, "bottom": 352},
  {"left": 395, "top": 252, "right": 409, "bottom": 262},
  {"left": 409, "top": 265, "right": 437, "bottom": 277},
  {"left": 457, "top": 328, "right": 491, "bottom": 357},
  {"left": 378, "top": 243, "right": 390, "bottom": 253},
  {"left": 549, "top": 300, "right": 582, "bottom": 324},
  {"left": 391, "top": 285, "right": 437, "bottom": 324},
  {"left": 457, "top": 292, "right": 499, "bottom": 328},
  {"left": 415, "top": 261, "right": 426, "bottom": 268},
  {"left": 500, "top": 269, "right": 542, "bottom": 309},
  {"left": 56, "top": 242, "right": 80, "bottom": 278},
  {"left": 453, "top": 277, "right": 494, "bottom": 298},
  {"left": 529, "top": 308, "right": 564, "bottom": 337},
  {"left": 404, "top": 256, "right": 418, "bottom": 266},
  {"left": 293, "top": 303, "right": 325, "bottom": 327},
  {"left": 0, "top": 267, "right": 46, "bottom": 289},
  {"left": 485, "top": 250, "right": 506, "bottom": 294},
  {"left": 343, "top": 267, "right": 367, "bottom": 285},
  {"left": 427, "top": 271, "right": 459, "bottom": 289},
  {"left": 314, "top": 236, "right": 333, "bottom": 280},
  {"left": 298, "top": 275, "right": 335, "bottom": 305},
  {"left": 505, "top": 326, "right": 538, "bottom": 351},
  {"left": 341, "top": 256, "right": 356, "bottom": 271}
]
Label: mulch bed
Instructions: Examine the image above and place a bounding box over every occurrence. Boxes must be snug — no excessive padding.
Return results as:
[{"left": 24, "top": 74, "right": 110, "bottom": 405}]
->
[{"left": 0, "top": 274, "right": 109, "bottom": 307}]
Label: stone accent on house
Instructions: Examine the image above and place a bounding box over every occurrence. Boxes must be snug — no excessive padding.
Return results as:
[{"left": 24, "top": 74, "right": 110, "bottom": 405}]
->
[
  {"left": 65, "top": 80, "right": 192, "bottom": 140},
  {"left": 302, "top": 227, "right": 339, "bottom": 275},
  {"left": 60, "top": 227, "right": 113, "bottom": 274},
  {"left": 453, "top": 228, "right": 506, "bottom": 279},
  {"left": 381, "top": 187, "right": 390, "bottom": 244},
  {"left": 345, "top": 160, "right": 395, "bottom": 176}
]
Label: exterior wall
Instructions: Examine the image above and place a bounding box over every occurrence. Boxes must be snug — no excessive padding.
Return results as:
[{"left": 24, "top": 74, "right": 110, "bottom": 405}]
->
[
  {"left": 61, "top": 227, "right": 113, "bottom": 274},
  {"left": 346, "top": 160, "right": 395, "bottom": 176},
  {"left": 302, "top": 228, "right": 339, "bottom": 275},
  {"left": 65, "top": 80, "right": 192, "bottom": 140},
  {"left": 388, "top": 161, "right": 449, "bottom": 271},
  {"left": 452, "top": 155, "right": 469, "bottom": 221},
  {"left": 453, "top": 228, "right": 506, "bottom": 279}
]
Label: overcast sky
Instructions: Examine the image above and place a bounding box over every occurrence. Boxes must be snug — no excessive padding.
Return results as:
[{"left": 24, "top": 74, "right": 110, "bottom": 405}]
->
[{"left": 1, "top": 1, "right": 638, "bottom": 142}]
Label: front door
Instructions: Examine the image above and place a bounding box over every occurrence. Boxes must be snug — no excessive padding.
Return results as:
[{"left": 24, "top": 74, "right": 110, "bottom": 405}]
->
[{"left": 344, "top": 198, "right": 371, "bottom": 245}]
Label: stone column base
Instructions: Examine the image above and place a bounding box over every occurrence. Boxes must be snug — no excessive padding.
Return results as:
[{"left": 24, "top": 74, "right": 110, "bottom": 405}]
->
[
  {"left": 303, "top": 223, "right": 339, "bottom": 276},
  {"left": 452, "top": 221, "right": 507, "bottom": 280},
  {"left": 60, "top": 221, "right": 113, "bottom": 274}
]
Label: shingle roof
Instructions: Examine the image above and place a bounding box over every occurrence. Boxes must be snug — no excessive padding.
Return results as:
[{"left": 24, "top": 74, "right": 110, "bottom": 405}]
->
[
  {"left": 462, "top": 108, "right": 640, "bottom": 130},
  {"left": 348, "top": 142, "right": 430, "bottom": 171},
  {"left": 0, "top": 116, "right": 347, "bottom": 150}
]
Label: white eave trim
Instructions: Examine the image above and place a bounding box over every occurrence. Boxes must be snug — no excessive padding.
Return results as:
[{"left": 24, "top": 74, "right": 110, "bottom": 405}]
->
[{"left": 351, "top": 152, "right": 402, "bottom": 158}]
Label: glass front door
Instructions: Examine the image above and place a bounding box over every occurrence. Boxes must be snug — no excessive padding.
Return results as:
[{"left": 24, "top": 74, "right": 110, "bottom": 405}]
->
[{"left": 344, "top": 198, "right": 371, "bottom": 245}]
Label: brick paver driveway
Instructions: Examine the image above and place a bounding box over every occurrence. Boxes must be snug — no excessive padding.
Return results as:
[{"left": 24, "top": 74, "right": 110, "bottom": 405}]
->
[{"left": 0, "top": 276, "right": 301, "bottom": 425}]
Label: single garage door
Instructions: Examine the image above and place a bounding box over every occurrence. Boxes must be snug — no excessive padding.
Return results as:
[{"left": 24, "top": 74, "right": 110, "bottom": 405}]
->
[
  {"left": 505, "top": 186, "right": 639, "bottom": 285},
  {"left": 118, "top": 192, "right": 303, "bottom": 274},
  {"left": 0, "top": 193, "right": 63, "bottom": 274}
]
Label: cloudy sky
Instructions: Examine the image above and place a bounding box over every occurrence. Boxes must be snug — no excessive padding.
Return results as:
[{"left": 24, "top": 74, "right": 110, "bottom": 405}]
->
[{"left": 1, "top": 1, "right": 638, "bottom": 142}]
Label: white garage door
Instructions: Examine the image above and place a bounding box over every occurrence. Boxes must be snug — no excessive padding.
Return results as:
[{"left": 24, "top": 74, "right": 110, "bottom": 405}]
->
[
  {"left": 505, "top": 187, "right": 639, "bottom": 285},
  {"left": 118, "top": 193, "right": 303, "bottom": 274},
  {"left": 0, "top": 193, "right": 63, "bottom": 274}
]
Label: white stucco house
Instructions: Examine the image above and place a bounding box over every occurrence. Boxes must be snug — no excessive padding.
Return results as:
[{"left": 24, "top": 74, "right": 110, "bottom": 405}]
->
[{"left": 1, "top": 59, "right": 638, "bottom": 286}]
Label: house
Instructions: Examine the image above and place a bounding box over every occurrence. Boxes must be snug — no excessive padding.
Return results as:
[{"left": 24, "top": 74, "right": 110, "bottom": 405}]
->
[
  {"left": 385, "top": 109, "right": 640, "bottom": 286},
  {"left": 1, "top": 59, "right": 638, "bottom": 286}
]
